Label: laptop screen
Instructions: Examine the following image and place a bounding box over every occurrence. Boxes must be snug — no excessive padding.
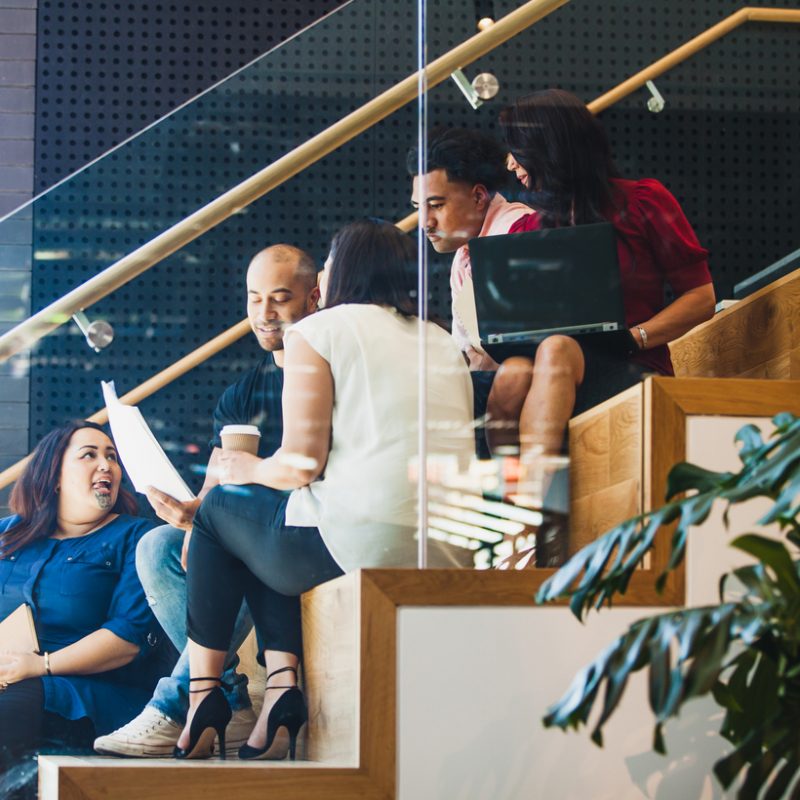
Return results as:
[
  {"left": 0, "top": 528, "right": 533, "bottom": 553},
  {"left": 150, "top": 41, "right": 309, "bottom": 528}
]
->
[{"left": 468, "top": 222, "right": 625, "bottom": 341}]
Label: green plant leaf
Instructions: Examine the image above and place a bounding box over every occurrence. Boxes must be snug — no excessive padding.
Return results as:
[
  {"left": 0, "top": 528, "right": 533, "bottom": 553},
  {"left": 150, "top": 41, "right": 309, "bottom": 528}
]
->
[
  {"left": 730, "top": 535, "right": 800, "bottom": 596},
  {"left": 771, "top": 412, "right": 796, "bottom": 432},
  {"left": 647, "top": 621, "right": 673, "bottom": 717},
  {"left": 665, "top": 462, "right": 732, "bottom": 501},
  {"left": 759, "top": 471, "right": 800, "bottom": 526},
  {"left": 713, "top": 728, "right": 764, "bottom": 788},
  {"left": 734, "top": 424, "right": 767, "bottom": 467},
  {"left": 592, "top": 619, "right": 657, "bottom": 737},
  {"left": 652, "top": 722, "right": 666, "bottom": 755},
  {"left": 536, "top": 546, "right": 597, "bottom": 605},
  {"left": 542, "top": 640, "right": 617, "bottom": 729},
  {"left": 538, "top": 414, "right": 800, "bottom": 800},
  {"left": 762, "top": 748, "right": 800, "bottom": 800},
  {"left": 712, "top": 678, "right": 742, "bottom": 714}
]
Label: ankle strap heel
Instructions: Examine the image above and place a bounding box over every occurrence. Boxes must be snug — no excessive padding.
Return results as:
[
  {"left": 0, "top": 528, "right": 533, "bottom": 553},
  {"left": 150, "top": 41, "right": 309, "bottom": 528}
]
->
[
  {"left": 174, "top": 678, "right": 233, "bottom": 760},
  {"left": 188, "top": 676, "right": 232, "bottom": 693},
  {"left": 239, "top": 666, "right": 307, "bottom": 761},
  {"left": 265, "top": 665, "right": 299, "bottom": 690}
]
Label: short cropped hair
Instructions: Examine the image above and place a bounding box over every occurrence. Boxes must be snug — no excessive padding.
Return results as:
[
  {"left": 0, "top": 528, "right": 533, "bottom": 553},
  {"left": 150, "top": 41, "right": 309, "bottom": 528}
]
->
[
  {"left": 406, "top": 126, "right": 509, "bottom": 193},
  {"left": 261, "top": 244, "right": 318, "bottom": 290}
]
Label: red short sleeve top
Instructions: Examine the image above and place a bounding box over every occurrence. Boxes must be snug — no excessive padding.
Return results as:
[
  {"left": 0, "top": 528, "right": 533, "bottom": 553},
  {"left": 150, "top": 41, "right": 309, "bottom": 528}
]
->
[{"left": 508, "top": 178, "right": 712, "bottom": 375}]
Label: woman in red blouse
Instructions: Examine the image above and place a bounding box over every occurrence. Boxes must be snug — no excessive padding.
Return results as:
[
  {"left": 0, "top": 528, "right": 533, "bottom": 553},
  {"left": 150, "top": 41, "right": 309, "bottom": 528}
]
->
[{"left": 482, "top": 89, "right": 715, "bottom": 471}]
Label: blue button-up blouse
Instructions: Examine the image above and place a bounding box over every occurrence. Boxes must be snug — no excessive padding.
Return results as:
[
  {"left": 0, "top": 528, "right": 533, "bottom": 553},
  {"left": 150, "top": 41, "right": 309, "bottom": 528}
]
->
[{"left": 0, "top": 513, "right": 165, "bottom": 735}]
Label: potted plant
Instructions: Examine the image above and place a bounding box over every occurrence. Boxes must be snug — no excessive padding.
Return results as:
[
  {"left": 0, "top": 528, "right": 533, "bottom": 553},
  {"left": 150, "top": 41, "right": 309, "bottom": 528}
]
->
[{"left": 536, "top": 413, "right": 800, "bottom": 799}]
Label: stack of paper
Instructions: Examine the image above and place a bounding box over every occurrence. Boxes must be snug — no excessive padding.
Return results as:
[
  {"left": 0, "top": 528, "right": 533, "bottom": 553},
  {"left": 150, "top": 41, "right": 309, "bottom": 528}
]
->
[{"left": 101, "top": 381, "right": 195, "bottom": 502}]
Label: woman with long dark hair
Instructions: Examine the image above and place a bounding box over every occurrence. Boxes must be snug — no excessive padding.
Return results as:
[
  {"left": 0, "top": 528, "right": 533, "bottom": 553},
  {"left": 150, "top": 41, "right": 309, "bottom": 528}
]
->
[
  {"left": 482, "top": 88, "right": 715, "bottom": 469},
  {"left": 0, "top": 421, "right": 166, "bottom": 795},
  {"left": 173, "top": 218, "right": 473, "bottom": 761}
]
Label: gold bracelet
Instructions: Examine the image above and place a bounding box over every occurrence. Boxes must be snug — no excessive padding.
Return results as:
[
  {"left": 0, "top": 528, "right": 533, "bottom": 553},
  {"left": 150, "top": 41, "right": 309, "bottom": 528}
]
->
[{"left": 43, "top": 651, "right": 52, "bottom": 676}]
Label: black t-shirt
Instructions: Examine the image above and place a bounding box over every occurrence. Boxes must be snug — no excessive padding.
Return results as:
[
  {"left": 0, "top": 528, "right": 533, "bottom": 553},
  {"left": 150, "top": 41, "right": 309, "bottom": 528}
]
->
[{"left": 209, "top": 354, "right": 284, "bottom": 458}]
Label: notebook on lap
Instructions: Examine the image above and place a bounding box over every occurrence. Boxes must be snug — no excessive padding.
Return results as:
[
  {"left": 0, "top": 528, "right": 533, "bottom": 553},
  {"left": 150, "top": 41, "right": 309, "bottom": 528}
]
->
[
  {"left": 0, "top": 603, "right": 39, "bottom": 653},
  {"left": 467, "top": 222, "right": 635, "bottom": 352}
]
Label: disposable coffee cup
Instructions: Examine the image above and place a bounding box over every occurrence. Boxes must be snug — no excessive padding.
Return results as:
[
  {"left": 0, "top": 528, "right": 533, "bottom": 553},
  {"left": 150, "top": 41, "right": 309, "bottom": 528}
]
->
[{"left": 220, "top": 424, "right": 261, "bottom": 455}]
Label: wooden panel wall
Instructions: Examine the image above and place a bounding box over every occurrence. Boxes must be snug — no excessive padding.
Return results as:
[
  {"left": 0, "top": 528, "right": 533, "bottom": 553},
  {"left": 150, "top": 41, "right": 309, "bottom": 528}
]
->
[
  {"left": 670, "top": 268, "right": 800, "bottom": 379},
  {"left": 568, "top": 384, "right": 643, "bottom": 554}
]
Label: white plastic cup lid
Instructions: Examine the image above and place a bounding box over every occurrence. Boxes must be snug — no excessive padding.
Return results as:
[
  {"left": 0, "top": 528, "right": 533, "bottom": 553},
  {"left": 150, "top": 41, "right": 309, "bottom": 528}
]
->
[{"left": 220, "top": 424, "right": 261, "bottom": 437}]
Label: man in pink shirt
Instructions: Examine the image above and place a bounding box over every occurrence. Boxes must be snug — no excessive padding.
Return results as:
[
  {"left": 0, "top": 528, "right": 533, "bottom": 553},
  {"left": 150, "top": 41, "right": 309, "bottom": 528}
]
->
[
  {"left": 407, "top": 128, "right": 534, "bottom": 469},
  {"left": 408, "top": 127, "right": 531, "bottom": 353}
]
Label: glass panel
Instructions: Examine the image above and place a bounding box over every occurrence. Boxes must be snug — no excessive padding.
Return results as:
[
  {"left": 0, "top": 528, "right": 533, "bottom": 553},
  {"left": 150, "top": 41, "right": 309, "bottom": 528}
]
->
[
  {"left": 0, "top": 0, "right": 425, "bottom": 522},
  {"left": 0, "top": 0, "right": 581, "bottom": 572},
  {"left": 419, "top": 3, "right": 582, "bottom": 571}
]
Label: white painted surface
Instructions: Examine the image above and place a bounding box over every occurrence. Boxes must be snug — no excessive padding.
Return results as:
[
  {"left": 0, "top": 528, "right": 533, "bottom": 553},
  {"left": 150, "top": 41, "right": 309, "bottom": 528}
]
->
[
  {"left": 397, "top": 607, "right": 728, "bottom": 800},
  {"left": 685, "top": 416, "right": 777, "bottom": 607},
  {"left": 397, "top": 414, "right": 793, "bottom": 799}
]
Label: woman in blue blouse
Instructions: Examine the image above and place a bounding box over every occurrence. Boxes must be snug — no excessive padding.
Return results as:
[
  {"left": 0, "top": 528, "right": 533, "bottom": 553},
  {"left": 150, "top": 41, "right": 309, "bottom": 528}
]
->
[{"left": 0, "top": 421, "right": 167, "bottom": 791}]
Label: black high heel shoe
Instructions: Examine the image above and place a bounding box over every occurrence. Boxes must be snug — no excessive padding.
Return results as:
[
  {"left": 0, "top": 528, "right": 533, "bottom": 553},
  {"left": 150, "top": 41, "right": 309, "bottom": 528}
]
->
[
  {"left": 238, "top": 666, "right": 308, "bottom": 761},
  {"left": 173, "top": 677, "right": 232, "bottom": 760}
]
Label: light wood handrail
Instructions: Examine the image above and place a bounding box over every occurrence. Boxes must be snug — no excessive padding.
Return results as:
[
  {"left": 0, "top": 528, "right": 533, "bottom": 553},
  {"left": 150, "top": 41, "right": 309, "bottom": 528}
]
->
[
  {"left": 0, "top": 0, "right": 567, "bottom": 363},
  {"left": 588, "top": 7, "right": 800, "bottom": 113}
]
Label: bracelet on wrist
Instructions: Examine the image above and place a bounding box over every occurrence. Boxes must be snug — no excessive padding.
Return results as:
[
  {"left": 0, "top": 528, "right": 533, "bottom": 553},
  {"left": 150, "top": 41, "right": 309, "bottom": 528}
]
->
[
  {"left": 636, "top": 325, "right": 648, "bottom": 350},
  {"left": 43, "top": 651, "right": 52, "bottom": 676}
]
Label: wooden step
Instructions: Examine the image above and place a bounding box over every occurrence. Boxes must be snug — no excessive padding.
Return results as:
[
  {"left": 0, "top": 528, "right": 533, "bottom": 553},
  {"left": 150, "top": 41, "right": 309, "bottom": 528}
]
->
[
  {"left": 669, "top": 266, "right": 800, "bottom": 378},
  {"left": 39, "top": 568, "right": 671, "bottom": 800}
]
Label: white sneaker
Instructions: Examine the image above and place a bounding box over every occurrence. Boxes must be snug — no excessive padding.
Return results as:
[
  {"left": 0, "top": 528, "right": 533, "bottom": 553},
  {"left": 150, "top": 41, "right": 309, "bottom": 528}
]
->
[
  {"left": 94, "top": 704, "right": 258, "bottom": 758},
  {"left": 225, "top": 706, "right": 258, "bottom": 755},
  {"left": 94, "top": 706, "right": 182, "bottom": 757}
]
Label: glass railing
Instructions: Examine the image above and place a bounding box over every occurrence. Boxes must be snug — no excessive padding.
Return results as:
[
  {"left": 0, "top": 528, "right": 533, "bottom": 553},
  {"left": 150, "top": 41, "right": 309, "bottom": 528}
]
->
[
  {"left": 0, "top": 0, "right": 421, "bottom": 497},
  {"left": 0, "top": 0, "right": 578, "bottom": 571}
]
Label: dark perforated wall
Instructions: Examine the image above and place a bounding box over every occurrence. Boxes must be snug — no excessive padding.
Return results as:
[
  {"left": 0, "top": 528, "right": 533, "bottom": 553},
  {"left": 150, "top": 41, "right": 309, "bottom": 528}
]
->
[
  {"left": 29, "top": 0, "right": 799, "bottom": 506},
  {"left": 35, "top": 0, "right": 347, "bottom": 190}
]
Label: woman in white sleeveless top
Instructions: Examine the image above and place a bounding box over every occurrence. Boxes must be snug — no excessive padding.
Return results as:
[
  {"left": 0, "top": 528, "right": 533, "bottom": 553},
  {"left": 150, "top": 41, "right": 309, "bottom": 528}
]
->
[{"left": 175, "top": 219, "right": 474, "bottom": 762}]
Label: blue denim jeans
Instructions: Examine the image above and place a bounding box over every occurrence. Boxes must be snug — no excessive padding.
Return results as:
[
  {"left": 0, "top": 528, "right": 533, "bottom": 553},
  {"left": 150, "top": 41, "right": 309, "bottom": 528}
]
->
[{"left": 135, "top": 525, "right": 253, "bottom": 723}]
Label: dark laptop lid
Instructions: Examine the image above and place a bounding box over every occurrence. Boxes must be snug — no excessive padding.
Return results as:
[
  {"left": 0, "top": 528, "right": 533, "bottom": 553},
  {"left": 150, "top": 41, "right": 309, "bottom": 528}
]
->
[{"left": 468, "top": 222, "right": 625, "bottom": 343}]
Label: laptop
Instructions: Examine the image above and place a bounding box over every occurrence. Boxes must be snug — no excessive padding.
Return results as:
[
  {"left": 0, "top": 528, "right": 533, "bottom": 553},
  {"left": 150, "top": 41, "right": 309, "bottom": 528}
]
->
[{"left": 467, "top": 222, "right": 635, "bottom": 351}]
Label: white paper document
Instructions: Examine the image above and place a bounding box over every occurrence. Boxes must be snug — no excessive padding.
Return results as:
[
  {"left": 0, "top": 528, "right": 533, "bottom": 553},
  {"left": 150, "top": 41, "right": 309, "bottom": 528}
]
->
[
  {"left": 451, "top": 274, "right": 484, "bottom": 352},
  {"left": 101, "top": 381, "right": 195, "bottom": 502}
]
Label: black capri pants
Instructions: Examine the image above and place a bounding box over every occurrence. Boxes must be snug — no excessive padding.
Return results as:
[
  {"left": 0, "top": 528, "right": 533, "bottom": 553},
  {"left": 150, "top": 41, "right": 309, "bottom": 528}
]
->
[{"left": 186, "top": 484, "right": 344, "bottom": 660}]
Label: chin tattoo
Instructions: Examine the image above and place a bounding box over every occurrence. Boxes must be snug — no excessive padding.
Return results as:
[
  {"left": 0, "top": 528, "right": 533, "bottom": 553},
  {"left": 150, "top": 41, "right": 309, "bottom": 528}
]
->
[{"left": 94, "top": 492, "right": 113, "bottom": 509}]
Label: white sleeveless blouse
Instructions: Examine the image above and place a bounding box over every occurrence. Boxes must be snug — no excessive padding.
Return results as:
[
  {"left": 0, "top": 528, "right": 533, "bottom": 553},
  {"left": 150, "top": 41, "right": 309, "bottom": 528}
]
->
[{"left": 284, "top": 304, "right": 474, "bottom": 571}]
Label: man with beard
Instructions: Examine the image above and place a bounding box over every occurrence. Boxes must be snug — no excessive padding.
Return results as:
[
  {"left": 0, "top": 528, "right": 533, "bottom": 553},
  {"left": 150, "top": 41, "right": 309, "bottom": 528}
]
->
[{"left": 94, "top": 244, "right": 319, "bottom": 757}]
